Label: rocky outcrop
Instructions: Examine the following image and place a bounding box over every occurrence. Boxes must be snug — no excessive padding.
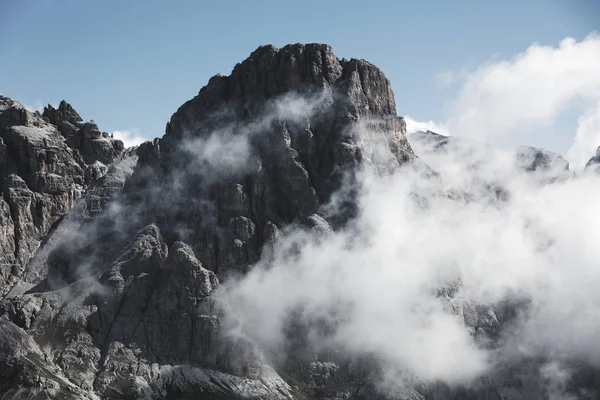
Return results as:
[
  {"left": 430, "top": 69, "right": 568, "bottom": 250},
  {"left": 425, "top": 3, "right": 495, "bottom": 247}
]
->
[
  {"left": 410, "top": 130, "right": 570, "bottom": 178},
  {"left": 0, "top": 223, "right": 292, "bottom": 399},
  {"left": 0, "top": 44, "right": 417, "bottom": 399},
  {"left": 124, "top": 43, "right": 413, "bottom": 280},
  {"left": 0, "top": 95, "right": 130, "bottom": 297},
  {"left": 1, "top": 44, "right": 598, "bottom": 400},
  {"left": 66, "top": 121, "right": 125, "bottom": 165},
  {"left": 515, "top": 145, "right": 569, "bottom": 173},
  {"left": 7, "top": 147, "right": 139, "bottom": 296},
  {"left": 0, "top": 318, "right": 99, "bottom": 399},
  {"left": 0, "top": 96, "right": 85, "bottom": 295},
  {"left": 44, "top": 100, "right": 125, "bottom": 165},
  {"left": 409, "top": 130, "right": 572, "bottom": 205}
]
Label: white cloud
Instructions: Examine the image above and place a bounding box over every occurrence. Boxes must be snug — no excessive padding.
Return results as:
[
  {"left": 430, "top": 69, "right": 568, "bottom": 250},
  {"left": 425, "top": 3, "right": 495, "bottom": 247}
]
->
[
  {"left": 217, "top": 76, "right": 600, "bottom": 390},
  {"left": 566, "top": 102, "right": 600, "bottom": 170},
  {"left": 444, "top": 34, "right": 600, "bottom": 168},
  {"left": 403, "top": 115, "right": 449, "bottom": 135},
  {"left": 112, "top": 129, "right": 149, "bottom": 148},
  {"left": 228, "top": 127, "right": 600, "bottom": 387},
  {"left": 229, "top": 167, "right": 491, "bottom": 383},
  {"left": 180, "top": 127, "right": 253, "bottom": 185}
]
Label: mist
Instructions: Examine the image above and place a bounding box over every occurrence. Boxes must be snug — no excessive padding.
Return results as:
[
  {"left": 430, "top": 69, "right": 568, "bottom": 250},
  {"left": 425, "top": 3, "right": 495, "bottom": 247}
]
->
[{"left": 225, "top": 107, "right": 600, "bottom": 391}]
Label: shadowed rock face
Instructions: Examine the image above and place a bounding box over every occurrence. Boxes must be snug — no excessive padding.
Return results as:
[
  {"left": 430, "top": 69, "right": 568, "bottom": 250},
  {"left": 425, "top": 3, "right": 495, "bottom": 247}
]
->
[
  {"left": 41, "top": 43, "right": 414, "bottom": 289},
  {"left": 0, "top": 96, "right": 85, "bottom": 295},
  {"left": 0, "top": 95, "right": 135, "bottom": 297},
  {"left": 42, "top": 100, "right": 84, "bottom": 138},
  {"left": 125, "top": 43, "right": 413, "bottom": 279},
  {"left": 44, "top": 101, "right": 125, "bottom": 165},
  {"left": 515, "top": 145, "right": 570, "bottom": 184},
  {"left": 0, "top": 44, "right": 418, "bottom": 399},
  {"left": 1, "top": 44, "right": 598, "bottom": 400}
]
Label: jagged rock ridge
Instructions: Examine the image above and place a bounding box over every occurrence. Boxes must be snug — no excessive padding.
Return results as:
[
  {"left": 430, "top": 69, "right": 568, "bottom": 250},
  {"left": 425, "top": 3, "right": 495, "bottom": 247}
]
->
[
  {"left": 1, "top": 43, "right": 599, "bottom": 400},
  {"left": 0, "top": 95, "right": 134, "bottom": 297},
  {"left": 0, "top": 43, "right": 418, "bottom": 399}
]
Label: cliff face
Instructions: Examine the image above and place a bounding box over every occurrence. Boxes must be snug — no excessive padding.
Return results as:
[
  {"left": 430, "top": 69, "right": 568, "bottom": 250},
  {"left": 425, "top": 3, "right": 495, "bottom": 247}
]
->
[
  {"left": 128, "top": 43, "right": 412, "bottom": 278},
  {"left": 43, "top": 100, "right": 125, "bottom": 165},
  {"left": 0, "top": 44, "right": 417, "bottom": 399},
  {"left": 0, "top": 96, "right": 128, "bottom": 298},
  {"left": 0, "top": 44, "right": 598, "bottom": 400}
]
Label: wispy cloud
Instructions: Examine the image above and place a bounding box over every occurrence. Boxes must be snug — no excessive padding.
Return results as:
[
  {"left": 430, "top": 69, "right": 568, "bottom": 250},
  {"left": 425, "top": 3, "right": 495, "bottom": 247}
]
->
[
  {"left": 229, "top": 124, "right": 600, "bottom": 389},
  {"left": 403, "top": 115, "right": 449, "bottom": 135},
  {"left": 444, "top": 33, "right": 600, "bottom": 167},
  {"left": 221, "top": 39, "right": 600, "bottom": 393},
  {"left": 566, "top": 101, "right": 600, "bottom": 170},
  {"left": 112, "top": 129, "right": 149, "bottom": 148}
]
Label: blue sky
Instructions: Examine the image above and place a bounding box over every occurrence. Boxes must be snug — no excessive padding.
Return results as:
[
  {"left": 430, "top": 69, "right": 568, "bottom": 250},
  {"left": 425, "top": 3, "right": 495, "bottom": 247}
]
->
[{"left": 1, "top": 0, "right": 599, "bottom": 155}]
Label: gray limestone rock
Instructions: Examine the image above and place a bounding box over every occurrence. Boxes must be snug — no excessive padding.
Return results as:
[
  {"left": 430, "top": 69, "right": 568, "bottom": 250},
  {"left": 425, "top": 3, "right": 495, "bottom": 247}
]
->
[
  {"left": 1, "top": 44, "right": 599, "bottom": 400},
  {"left": 0, "top": 109, "right": 85, "bottom": 294},
  {"left": 66, "top": 121, "right": 125, "bottom": 165},
  {"left": 124, "top": 43, "right": 413, "bottom": 281},
  {"left": 44, "top": 100, "right": 125, "bottom": 165},
  {"left": 42, "top": 100, "right": 84, "bottom": 138},
  {"left": 1, "top": 44, "right": 418, "bottom": 399},
  {"left": 0, "top": 95, "right": 136, "bottom": 297}
]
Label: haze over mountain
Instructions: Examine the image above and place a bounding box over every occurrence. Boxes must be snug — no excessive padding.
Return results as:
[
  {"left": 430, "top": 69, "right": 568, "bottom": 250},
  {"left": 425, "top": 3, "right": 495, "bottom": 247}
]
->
[{"left": 1, "top": 40, "right": 600, "bottom": 399}]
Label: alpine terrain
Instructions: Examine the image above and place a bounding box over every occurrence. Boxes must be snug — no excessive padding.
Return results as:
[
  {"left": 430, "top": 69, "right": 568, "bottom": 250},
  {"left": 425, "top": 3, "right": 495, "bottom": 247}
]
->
[{"left": 0, "top": 44, "right": 599, "bottom": 400}]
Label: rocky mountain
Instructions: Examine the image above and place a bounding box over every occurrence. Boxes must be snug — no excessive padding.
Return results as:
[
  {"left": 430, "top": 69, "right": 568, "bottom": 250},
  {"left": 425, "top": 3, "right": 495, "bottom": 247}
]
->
[
  {"left": 0, "top": 44, "right": 599, "bottom": 400},
  {"left": 0, "top": 95, "right": 130, "bottom": 297}
]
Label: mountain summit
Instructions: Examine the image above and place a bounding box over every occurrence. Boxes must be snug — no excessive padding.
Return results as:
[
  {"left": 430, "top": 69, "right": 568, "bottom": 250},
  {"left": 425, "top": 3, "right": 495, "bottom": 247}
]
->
[
  {"left": 0, "top": 44, "right": 599, "bottom": 399},
  {"left": 0, "top": 44, "right": 416, "bottom": 399}
]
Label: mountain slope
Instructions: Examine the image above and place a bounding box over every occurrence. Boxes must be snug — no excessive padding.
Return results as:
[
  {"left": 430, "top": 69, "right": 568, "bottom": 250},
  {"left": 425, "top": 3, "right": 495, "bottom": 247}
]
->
[
  {"left": 1, "top": 44, "right": 599, "bottom": 400},
  {"left": 0, "top": 44, "right": 417, "bottom": 399}
]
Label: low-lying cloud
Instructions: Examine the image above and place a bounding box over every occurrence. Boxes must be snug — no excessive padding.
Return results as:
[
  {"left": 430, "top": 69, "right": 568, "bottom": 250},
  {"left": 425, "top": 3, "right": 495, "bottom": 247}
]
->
[
  {"left": 447, "top": 34, "right": 600, "bottom": 144},
  {"left": 228, "top": 131, "right": 600, "bottom": 387},
  {"left": 224, "top": 36, "right": 600, "bottom": 391},
  {"left": 112, "top": 129, "right": 149, "bottom": 148},
  {"left": 410, "top": 34, "right": 600, "bottom": 171},
  {"left": 404, "top": 115, "right": 449, "bottom": 136}
]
